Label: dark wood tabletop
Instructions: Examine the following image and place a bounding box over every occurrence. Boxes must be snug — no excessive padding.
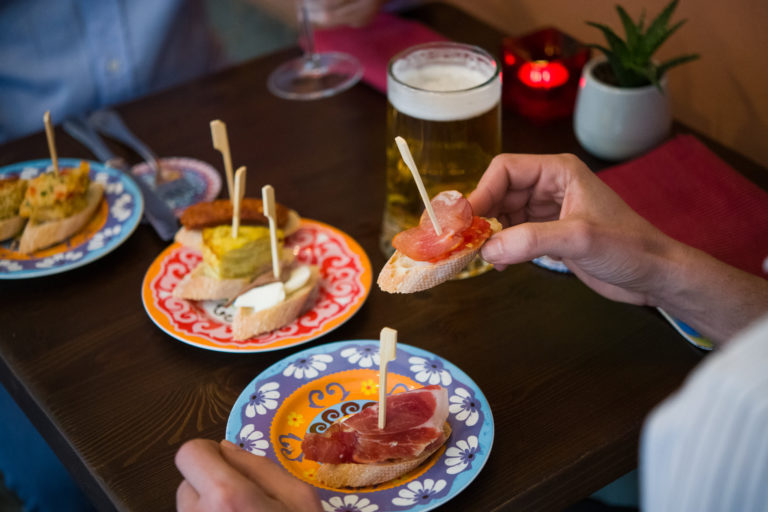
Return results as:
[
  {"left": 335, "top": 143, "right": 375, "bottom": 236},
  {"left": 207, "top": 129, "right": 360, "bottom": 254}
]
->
[{"left": 1, "top": 3, "right": 765, "bottom": 512}]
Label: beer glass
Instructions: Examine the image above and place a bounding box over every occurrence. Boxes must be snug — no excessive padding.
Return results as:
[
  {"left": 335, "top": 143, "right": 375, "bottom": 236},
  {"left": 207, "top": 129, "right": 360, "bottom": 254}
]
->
[{"left": 381, "top": 42, "right": 501, "bottom": 277}]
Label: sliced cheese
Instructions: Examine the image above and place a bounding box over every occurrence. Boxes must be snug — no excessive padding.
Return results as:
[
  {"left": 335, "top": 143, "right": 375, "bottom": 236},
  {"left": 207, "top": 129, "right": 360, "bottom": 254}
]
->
[
  {"left": 233, "top": 282, "right": 285, "bottom": 312},
  {"left": 232, "top": 265, "right": 312, "bottom": 311}
]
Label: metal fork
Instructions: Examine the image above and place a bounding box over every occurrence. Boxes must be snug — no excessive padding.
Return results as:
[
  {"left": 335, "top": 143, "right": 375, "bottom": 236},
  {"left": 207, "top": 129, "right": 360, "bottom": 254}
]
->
[{"left": 87, "top": 109, "right": 180, "bottom": 186}]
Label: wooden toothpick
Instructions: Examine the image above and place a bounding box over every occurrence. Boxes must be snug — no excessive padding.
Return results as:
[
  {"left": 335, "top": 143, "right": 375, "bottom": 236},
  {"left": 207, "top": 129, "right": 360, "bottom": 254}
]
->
[
  {"left": 378, "top": 327, "right": 398, "bottom": 429},
  {"left": 210, "top": 120, "right": 234, "bottom": 199},
  {"left": 231, "top": 166, "right": 246, "bottom": 238},
  {"left": 43, "top": 111, "right": 59, "bottom": 176},
  {"left": 261, "top": 184, "right": 280, "bottom": 279},
  {"left": 394, "top": 136, "right": 441, "bottom": 235}
]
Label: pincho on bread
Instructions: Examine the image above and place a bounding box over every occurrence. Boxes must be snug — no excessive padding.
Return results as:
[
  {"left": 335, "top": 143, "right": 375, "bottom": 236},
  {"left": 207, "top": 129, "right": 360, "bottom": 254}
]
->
[
  {"left": 175, "top": 198, "right": 300, "bottom": 250},
  {"left": 301, "top": 385, "right": 450, "bottom": 488},
  {"left": 378, "top": 190, "right": 501, "bottom": 293},
  {"left": 0, "top": 176, "right": 28, "bottom": 242},
  {"left": 16, "top": 161, "right": 104, "bottom": 254},
  {"left": 172, "top": 177, "right": 320, "bottom": 341}
]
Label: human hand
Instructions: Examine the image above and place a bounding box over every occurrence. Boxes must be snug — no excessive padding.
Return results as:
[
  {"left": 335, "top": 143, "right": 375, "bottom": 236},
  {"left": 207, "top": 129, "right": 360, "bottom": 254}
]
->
[
  {"left": 304, "top": 0, "right": 383, "bottom": 28},
  {"left": 175, "top": 439, "right": 322, "bottom": 512},
  {"left": 468, "top": 153, "right": 679, "bottom": 306}
]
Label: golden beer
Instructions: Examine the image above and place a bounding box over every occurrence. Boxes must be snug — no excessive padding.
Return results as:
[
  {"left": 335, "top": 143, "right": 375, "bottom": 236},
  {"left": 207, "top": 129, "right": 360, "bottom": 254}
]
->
[{"left": 381, "top": 43, "right": 501, "bottom": 273}]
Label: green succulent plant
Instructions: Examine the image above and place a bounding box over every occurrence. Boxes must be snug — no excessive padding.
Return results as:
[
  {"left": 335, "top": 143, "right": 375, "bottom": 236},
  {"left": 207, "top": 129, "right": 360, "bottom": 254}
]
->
[{"left": 587, "top": 0, "right": 699, "bottom": 88}]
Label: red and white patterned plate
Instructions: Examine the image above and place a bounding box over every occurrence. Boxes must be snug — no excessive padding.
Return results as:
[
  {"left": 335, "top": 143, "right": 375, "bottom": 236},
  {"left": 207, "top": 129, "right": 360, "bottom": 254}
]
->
[{"left": 141, "top": 219, "right": 372, "bottom": 352}]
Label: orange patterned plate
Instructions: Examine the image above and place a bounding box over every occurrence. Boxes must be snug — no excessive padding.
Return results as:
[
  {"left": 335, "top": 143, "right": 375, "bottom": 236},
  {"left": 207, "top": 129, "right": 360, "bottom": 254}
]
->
[
  {"left": 226, "top": 340, "right": 494, "bottom": 511},
  {"left": 141, "top": 219, "right": 372, "bottom": 352}
]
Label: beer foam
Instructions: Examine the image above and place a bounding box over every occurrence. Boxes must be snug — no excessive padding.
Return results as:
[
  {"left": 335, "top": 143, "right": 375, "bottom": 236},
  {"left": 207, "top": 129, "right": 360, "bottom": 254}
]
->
[{"left": 388, "top": 63, "right": 500, "bottom": 122}]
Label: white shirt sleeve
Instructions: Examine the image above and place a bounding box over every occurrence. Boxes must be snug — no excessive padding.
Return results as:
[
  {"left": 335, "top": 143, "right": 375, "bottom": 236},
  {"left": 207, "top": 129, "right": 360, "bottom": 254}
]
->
[{"left": 640, "top": 315, "right": 768, "bottom": 512}]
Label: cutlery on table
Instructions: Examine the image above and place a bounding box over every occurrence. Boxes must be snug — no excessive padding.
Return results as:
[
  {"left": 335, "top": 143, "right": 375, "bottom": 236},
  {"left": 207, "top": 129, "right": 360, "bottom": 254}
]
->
[
  {"left": 62, "top": 118, "right": 178, "bottom": 241},
  {"left": 87, "top": 109, "right": 180, "bottom": 186}
]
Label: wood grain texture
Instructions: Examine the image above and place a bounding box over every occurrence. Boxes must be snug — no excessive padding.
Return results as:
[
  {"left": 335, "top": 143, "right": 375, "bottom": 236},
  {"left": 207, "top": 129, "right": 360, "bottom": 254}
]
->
[{"left": 1, "top": 4, "right": 761, "bottom": 511}]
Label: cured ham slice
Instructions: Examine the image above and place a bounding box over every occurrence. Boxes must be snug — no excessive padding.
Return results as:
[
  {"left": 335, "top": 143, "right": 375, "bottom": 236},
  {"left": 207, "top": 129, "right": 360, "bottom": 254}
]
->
[
  {"left": 392, "top": 191, "right": 477, "bottom": 261},
  {"left": 302, "top": 385, "right": 449, "bottom": 464}
]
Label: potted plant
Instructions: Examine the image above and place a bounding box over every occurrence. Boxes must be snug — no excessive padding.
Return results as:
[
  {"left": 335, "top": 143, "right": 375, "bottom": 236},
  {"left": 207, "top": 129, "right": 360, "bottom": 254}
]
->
[{"left": 573, "top": 0, "right": 699, "bottom": 161}]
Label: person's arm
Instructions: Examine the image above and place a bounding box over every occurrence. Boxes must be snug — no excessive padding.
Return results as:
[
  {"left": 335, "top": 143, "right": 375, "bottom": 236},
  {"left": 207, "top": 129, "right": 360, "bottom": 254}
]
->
[
  {"left": 641, "top": 315, "right": 768, "bottom": 511},
  {"left": 175, "top": 439, "right": 322, "bottom": 511},
  {"left": 468, "top": 153, "right": 768, "bottom": 345}
]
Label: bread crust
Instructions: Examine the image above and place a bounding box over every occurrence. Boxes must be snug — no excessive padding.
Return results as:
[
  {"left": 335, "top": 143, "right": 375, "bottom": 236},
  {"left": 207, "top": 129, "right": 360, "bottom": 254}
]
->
[
  {"left": 231, "top": 266, "right": 320, "bottom": 340},
  {"left": 172, "top": 262, "right": 250, "bottom": 301},
  {"left": 378, "top": 218, "right": 501, "bottom": 293},
  {"left": 314, "top": 422, "right": 452, "bottom": 488},
  {"left": 0, "top": 216, "right": 26, "bottom": 242},
  {"left": 17, "top": 182, "right": 104, "bottom": 254}
]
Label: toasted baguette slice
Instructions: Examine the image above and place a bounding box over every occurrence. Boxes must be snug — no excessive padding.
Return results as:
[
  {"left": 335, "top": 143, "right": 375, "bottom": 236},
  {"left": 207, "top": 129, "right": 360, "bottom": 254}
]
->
[
  {"left": 172, "top": 262, "right": 250, "bottom": 301},
  {"left": 173, "top": 249, "right": 296, "bottom": 301},
  {"left": 231, "top": 266, "right": 320, "bottom": 341},
  {"left": 174, "top": 209, "right": 301, "bottom": 250},
  {"left": 378, "top": 218, "right": 501, "bottom": 294},
  {"left": 314, "top": 422, "right": 451, "bottom": 488},
  {"left": 17, "top": 182, "right": 104, "bottom": 254},
  {"left": 0, "top": 216, "right": 26, "bottom": 242}
]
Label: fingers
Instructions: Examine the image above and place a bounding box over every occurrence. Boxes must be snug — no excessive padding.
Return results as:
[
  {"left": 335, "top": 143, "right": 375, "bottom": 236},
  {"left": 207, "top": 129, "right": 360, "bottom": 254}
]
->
[
  {"left": 219, "top": 441, "right": 322, "bottom": 512},
  {"left": 306, "top": 0, "right": 379, "bottom": 28},
  {"left": 175, "top": 439, "right": 273, "bottom": 511},
  {"left": 469, "top": 153, "right": 578, "bottom": 220},
  {"left": 480, "top": 219, "right": 587, "bottom": 265},
  {"left": 176, "top": 480, "right": 199, "bottom": 512}
]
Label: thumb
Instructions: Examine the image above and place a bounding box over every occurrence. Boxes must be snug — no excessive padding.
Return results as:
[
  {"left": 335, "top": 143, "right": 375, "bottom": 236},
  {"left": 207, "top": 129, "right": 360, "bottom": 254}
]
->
[{"left": 481, "top": 220, "right": 582, "bottom": 265}]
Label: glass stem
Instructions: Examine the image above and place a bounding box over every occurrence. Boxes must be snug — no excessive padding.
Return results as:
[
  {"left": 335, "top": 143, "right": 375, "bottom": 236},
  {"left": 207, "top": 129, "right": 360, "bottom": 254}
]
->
[{"left": 299, "top": 2, "right": 318, "bottom": 66}]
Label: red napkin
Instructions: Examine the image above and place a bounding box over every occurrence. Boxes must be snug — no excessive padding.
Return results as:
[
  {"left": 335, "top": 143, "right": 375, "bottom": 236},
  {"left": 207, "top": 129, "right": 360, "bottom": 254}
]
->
[
  {"left": 313, "top": 12, "right": 449, "bottom": 93},
  {"left": 598, "top": 135, "right": 768, "bottom": 277}
]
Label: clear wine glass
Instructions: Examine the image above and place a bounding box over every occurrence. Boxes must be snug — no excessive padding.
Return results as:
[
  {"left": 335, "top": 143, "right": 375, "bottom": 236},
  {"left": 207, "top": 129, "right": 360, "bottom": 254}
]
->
[{"left": 267, "top": 0, "right": 364, "bottom": 100}]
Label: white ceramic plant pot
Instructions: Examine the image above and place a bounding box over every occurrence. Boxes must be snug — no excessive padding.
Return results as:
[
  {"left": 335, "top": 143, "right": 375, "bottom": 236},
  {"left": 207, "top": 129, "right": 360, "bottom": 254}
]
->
[{"left": 574, "top": 58, "right": 670, "bottom": 161}]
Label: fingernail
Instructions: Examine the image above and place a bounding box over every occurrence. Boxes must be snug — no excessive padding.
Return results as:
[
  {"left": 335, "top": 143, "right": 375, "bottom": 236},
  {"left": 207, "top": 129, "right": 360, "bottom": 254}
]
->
[
  {"left": 220, "top": 439, "right": 238, "bottom": 450},
  {"left": 482, "top": 239, "right": 502, "bottom": 261}
]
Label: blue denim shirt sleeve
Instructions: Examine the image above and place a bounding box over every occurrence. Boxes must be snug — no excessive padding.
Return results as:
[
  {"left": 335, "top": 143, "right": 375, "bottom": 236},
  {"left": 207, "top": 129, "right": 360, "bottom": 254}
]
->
[{"left": 0, "top": 0, "right": 223, "bottom": 144}]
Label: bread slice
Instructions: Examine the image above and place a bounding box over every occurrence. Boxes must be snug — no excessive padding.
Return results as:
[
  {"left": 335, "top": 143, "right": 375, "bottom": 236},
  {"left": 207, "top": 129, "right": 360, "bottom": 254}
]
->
[
  {"left": 17, "top": 182, "right": 104, "bottom": 254},
  {"left": 314, "top": 422, "right": 452, "bottom": 488},
  {"left": 378, "top": 218, "right": 501, "bottom": 293},
  {"left": 0, "top": 216, "right": 26, "bottom": 242},
  {"left": 231, "top": 266, "right": 320, "bottom": 341},
  {"left": 172, "top": 262, "right": 250, "bottom": 301},
  {"left": 174, "top": 209, "right": 301, "bottom": 250}
]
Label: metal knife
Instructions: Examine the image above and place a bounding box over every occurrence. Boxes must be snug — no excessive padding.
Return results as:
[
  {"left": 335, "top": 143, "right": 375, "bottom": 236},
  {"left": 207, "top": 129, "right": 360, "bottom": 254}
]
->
[{"left": 62, "top": 118, "right": 179, "bottom": 241}]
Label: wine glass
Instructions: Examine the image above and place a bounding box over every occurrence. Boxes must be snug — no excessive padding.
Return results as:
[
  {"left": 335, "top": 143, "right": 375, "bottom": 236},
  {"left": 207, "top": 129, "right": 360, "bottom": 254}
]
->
[{"left": 267, "top": 0, "right": 364, "bottom": 100}]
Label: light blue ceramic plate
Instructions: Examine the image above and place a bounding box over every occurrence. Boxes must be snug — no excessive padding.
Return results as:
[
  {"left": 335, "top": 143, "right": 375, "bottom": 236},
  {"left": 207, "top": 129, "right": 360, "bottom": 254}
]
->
[
  {"left": 226, "top": 340, "right": 494, "bottom": 511},
  {"left": 0, "top": 158, "right": 143, "bottom": 279}
]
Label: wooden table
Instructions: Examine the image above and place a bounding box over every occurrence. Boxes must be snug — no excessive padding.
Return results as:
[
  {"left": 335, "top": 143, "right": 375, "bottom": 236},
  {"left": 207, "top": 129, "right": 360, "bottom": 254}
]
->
[{"left": 1, "top": 4, "right": 764, "bottom": 511}]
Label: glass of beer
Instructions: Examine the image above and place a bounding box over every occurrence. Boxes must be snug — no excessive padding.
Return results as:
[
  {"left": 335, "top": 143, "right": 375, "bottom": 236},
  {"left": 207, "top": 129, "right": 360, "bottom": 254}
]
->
[{"left": 381, "top": 42, "right": 502, "bottom": 278}]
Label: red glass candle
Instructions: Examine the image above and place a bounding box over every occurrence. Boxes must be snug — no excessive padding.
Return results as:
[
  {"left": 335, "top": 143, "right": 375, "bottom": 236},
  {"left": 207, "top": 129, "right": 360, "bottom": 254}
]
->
[{"left": 502, "top": 27, "right": 590, "bottom": 122}]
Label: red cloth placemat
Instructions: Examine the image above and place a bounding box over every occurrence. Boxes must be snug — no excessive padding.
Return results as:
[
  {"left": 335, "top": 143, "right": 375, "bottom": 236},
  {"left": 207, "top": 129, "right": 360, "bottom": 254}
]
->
[
  {"left": 598, "top": 135, "right": 768, "bottom": 277},
  {"left": 313, "top": 12, "right": 449, "bottom": 93}
]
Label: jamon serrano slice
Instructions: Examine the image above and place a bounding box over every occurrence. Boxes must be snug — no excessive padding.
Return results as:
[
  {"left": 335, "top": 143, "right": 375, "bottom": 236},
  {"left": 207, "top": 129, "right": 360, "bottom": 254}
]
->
[
  {"left": 303, "top": 385, "right": 448, "bottom": 464},
  {"left": 379, "top": 190, "right": 501, "bottom": 293},
  {"left": 392, "top": 191, "right": 473, "bottom": 261},
  {"left": 301, "top": 385, "right": 451, "bottom": 488}
]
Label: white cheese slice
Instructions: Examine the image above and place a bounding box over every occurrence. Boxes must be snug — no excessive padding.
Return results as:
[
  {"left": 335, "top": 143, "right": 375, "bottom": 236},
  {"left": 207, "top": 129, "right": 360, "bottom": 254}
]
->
[
  {"left": 284, "top": 265, "right": 311, "bottom": 294},
  {"left": 233, "top": 282, "right": 286, "bottom": 312}
]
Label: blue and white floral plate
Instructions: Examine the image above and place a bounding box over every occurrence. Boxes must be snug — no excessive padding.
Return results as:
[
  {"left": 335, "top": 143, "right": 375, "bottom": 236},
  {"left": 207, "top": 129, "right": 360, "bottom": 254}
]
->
[
  {"left": 226, "top": 340, "right": 493, "bottom": 512},
  {"left": 0, "top": 158, "right": 143, "bottom": 279}
]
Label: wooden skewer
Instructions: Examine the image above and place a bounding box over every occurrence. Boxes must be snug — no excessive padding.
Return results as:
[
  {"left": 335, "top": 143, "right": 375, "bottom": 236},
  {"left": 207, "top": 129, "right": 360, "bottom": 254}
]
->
[
  {"left": 378, "top": 327, "right": 398, "bottom": 429},
  {"left": 43, "top": 111, "right": 59, "bottom": 176},
  {"left": 394, "top": 136, "right": 442, "bottom": 235},
  {"left": 231, "top": 166, "right": 246, "bottom": 238},
  {"left": 261, "top": 184, "right": 281, "bottom": 279},
  {"left": 210, "top": 120, "right": 234, "bottom": 199}
]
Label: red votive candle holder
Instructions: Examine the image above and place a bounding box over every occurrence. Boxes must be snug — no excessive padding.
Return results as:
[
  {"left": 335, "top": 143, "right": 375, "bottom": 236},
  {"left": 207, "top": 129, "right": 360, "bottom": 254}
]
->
[{"left": 502, "top": 27, "right": 590, "bottom": 122}]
